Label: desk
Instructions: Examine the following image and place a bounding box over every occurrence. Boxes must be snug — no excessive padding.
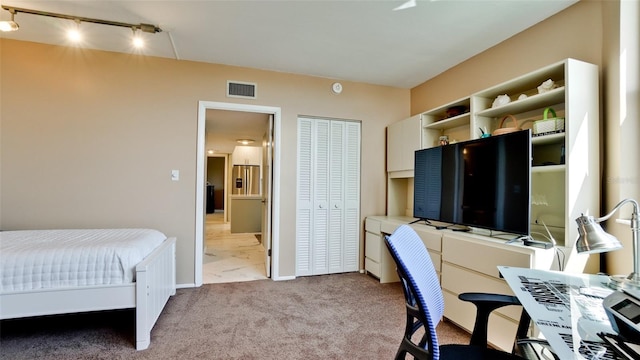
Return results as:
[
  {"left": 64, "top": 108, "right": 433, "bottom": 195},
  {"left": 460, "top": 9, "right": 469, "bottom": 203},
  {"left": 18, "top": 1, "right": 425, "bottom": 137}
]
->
[{"left": 499, "top": 266, "right": 621, "bottom": 359}]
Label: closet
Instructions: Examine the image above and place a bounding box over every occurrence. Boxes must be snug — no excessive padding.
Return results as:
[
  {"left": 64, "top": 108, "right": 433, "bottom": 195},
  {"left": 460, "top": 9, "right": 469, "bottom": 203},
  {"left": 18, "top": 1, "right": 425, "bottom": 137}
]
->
[{"left": 296, "top": 117, "right": 361, "bottom": 276}]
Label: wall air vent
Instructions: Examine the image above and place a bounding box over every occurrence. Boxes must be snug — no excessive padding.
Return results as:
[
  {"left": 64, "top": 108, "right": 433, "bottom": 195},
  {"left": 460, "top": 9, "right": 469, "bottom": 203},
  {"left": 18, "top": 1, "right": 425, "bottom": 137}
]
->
[{"left": 227, "top": 81, "right": 257, "bottom": 99}]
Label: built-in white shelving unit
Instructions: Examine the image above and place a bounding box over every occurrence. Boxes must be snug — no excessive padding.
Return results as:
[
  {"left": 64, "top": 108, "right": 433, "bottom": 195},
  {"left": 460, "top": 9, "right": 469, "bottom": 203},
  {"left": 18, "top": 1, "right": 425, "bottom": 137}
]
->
[{"left": 373, "top": 59, "right": 601, "bottom": 351}]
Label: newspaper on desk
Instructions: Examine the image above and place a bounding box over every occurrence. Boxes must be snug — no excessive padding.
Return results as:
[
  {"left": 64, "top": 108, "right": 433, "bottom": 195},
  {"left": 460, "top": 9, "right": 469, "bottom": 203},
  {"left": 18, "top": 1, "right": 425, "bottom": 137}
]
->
[{"left": 499, "top": 266, "right": 621, "bottom": 360}]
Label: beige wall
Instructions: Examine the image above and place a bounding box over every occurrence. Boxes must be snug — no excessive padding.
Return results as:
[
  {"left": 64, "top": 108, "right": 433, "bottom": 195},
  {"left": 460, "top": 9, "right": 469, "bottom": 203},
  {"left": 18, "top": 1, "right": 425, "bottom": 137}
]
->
[
  {"left": 601, "top": 0, "right": 640, "bottom": 275},
  {"left": 0, "top": 39, "right": 409, "bottom": 285},
  {"left": 411, "top": 0, "right": 603, "bottom": 115},
  {"left": 410, "top": 0, "right": 640, "bottom": 275}
]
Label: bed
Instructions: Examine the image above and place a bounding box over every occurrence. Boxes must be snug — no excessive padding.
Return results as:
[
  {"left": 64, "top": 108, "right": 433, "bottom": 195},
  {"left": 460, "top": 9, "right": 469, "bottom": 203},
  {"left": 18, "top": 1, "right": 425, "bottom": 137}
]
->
[{"left": 0, "top": 228, "right": 176, "bottom": 350}]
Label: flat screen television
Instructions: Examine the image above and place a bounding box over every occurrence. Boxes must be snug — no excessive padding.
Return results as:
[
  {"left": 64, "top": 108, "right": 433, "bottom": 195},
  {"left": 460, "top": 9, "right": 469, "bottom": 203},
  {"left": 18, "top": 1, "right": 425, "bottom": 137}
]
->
[{"left": 413, "top": 130, "right": 531, "bottom": 235}]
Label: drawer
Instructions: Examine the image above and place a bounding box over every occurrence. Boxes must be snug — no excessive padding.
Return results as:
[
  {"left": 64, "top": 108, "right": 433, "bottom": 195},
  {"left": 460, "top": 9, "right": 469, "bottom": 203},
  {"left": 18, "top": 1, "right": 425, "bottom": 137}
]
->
[
  {"left": 365, "top": 218, "right": 381, "bottom": 233},
  {"left": 365, "top": 257, "right": 381, "bottom": 278},
  {"left": 429, "top": 252, "right": 441, "bottom": 273},
  {"left": 442, "top": 235, "right": 532, "bottom": 278},
  {"left": 443, "top": 290, "right": 519, "bottom": 352},
  {"left": 413, "top": 226, "right": 442, "bottom": 252},
  {"left": 365, "top": 231, "right": 382, "bottom": 262},
  {"left": 441, "top": 263, "right": 520, "bottom": 321}
]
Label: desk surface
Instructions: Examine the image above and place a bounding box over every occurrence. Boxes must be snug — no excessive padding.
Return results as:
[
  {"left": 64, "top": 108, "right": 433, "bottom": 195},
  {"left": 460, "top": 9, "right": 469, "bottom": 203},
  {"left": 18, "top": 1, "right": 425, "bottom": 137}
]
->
[{"left": 499, "top": 266, "right": 621, "bottom": 359}]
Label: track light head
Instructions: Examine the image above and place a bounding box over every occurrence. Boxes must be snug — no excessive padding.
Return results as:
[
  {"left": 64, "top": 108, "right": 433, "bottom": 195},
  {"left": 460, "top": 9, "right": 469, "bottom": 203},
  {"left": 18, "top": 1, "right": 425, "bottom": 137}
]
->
[{"left": 0, "top": 8, "right": 19, "bottom": 32}]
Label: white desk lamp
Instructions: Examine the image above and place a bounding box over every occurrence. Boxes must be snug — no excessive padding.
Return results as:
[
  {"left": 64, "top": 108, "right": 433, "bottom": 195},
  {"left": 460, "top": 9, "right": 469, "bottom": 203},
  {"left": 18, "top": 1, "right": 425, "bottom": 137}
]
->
[{"left": 575, "top": 198, "right": 640, "bottom": 288}]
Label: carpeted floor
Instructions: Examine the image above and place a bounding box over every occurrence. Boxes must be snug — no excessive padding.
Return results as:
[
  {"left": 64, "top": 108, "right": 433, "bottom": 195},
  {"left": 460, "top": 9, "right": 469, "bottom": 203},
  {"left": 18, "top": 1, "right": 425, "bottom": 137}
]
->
[{"left": 0, "top": 273, "right": 470, "bottom": 359}]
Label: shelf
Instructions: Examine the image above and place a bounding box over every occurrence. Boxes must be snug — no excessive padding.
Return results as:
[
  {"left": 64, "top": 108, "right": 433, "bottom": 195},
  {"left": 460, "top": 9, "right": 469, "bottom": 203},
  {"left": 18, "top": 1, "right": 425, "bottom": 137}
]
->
[
  {"left": 475, "top": 87, "right": 565, "bottom": 118},
  {"left": 423, "top": 113, "right": 470, "bottom": 130},
  {"left": 532, "top": 132, "right": 565, "bottom": 145},
  {"left": 532, "top": 164, "right": 565, "bottom": 173}
]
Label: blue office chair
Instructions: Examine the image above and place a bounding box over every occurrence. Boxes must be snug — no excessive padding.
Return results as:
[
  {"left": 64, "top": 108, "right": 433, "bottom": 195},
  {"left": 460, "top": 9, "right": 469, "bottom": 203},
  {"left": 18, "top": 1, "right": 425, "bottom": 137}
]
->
[{"left": 385, "top": 225, "right": 529, "bottom": 360}]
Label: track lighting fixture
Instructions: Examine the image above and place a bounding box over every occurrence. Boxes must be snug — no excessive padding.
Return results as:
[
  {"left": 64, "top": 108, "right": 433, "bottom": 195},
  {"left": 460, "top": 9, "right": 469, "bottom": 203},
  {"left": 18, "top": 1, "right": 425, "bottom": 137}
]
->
[
  {"left": 0, "top": 5, "right": 162, "bottom": 42},
  {"left": 0, "top": 8, "right": 18, "bottom": 32}
]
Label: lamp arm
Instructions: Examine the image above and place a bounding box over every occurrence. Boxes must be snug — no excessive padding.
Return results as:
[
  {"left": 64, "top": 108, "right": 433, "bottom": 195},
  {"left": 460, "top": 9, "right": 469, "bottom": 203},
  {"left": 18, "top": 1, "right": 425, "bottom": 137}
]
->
[{"left": 595, "top": 198, "right": 639, "bottom": 223}]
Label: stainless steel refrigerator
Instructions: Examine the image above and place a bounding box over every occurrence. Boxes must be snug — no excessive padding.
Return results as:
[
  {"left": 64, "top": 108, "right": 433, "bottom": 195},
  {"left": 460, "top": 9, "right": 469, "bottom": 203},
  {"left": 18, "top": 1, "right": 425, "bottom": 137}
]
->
[{"left": 232, "top": 165, "right": 260, "bottom": 195}]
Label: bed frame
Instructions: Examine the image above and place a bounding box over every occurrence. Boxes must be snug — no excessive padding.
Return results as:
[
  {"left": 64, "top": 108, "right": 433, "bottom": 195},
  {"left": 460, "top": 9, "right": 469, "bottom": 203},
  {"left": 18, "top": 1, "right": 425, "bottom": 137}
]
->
[{"left": 0, "top": 237, "right": 176, "bottom": 350}]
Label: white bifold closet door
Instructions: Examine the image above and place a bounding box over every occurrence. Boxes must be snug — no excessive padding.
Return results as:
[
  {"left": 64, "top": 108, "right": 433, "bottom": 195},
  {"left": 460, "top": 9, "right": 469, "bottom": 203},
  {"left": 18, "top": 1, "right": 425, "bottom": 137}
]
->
[{"left": 296, "top": 117, "right": 361, "bottom": 276}]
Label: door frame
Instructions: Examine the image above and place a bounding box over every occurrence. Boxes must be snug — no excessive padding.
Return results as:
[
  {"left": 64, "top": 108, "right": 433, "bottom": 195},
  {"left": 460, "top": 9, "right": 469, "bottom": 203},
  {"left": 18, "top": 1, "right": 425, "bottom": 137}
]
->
[{"left": 195, "top": 101, "right": 282, "bottom": 286}]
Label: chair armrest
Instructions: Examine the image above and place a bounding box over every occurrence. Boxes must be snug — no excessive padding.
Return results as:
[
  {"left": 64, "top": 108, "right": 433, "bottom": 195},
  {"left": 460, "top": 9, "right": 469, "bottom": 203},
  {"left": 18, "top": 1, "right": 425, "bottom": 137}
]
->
[{"left": 458, "top": 292, "right": 521, "bottom": 347}]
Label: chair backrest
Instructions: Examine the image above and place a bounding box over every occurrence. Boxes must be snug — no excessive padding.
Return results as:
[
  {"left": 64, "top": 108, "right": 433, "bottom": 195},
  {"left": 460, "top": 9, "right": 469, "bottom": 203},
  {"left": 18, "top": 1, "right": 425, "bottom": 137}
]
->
[{"left": 385, "top": 225, "right": 444, "bottom": 355}]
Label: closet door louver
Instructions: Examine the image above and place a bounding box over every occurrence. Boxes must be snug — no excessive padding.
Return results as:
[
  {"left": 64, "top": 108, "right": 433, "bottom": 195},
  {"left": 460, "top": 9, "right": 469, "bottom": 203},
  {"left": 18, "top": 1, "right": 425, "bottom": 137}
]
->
[
  {"left": 343, "top": 121, "right": 361, "bottom": 272},
  {"left": 296, "top": 118, "right": 313, "bottom": 276}
]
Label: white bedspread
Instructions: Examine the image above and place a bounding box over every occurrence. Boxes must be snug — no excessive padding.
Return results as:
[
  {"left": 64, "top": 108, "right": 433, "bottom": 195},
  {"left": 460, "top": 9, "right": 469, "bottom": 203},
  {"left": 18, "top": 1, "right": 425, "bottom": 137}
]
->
[{"left": 0, "top": 229, "right": 167, "bottom": 293}]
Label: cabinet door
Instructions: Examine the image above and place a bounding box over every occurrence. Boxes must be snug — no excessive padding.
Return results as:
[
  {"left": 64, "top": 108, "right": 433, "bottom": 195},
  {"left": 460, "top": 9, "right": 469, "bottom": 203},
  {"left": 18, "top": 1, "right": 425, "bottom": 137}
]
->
[
  {"left": 247, "top": 147, "right": 262, "bottom": 165},
  {"left": 387, "top": 120, "right": 404, "bottom": 172},
  {"left": 232, "top": 146, "right": 261, "bottom": 165},
  {"left": 387, "top": 115, "right": 422, "bottom": 173}
]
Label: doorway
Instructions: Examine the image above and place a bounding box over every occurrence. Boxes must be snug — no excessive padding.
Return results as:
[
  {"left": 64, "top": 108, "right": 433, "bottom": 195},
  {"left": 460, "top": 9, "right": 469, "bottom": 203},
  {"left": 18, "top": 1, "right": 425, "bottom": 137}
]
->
[{"left": 195, "top": 101, "right": 282, "bottom": 286}]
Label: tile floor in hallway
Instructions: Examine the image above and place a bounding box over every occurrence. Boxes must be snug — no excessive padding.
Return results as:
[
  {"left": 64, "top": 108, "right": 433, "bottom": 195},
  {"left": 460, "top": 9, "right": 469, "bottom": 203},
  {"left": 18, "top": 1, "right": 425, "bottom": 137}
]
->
[{"left": 202, "top": 212, "right": 268, "bottom": 284}]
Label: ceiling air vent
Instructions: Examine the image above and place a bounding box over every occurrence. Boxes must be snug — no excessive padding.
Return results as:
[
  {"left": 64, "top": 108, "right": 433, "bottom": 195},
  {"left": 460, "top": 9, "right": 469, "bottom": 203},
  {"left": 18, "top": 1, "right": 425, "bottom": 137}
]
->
[{"left": 227, "top": 81, "right": 257, "bottom": 99}]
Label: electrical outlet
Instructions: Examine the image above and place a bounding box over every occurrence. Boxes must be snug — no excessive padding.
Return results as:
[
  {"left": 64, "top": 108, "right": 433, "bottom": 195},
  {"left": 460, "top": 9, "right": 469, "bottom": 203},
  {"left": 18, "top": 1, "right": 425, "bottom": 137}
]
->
[{"left": 171, "top": 170, "right": 179, "bottom": 181}]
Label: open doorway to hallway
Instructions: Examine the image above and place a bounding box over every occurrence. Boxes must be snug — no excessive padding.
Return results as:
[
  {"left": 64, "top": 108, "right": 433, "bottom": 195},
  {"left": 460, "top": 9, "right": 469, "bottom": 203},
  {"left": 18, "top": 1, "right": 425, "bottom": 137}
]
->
[{"left": 196, "top": 102, "right": 279, "bottom": 285}]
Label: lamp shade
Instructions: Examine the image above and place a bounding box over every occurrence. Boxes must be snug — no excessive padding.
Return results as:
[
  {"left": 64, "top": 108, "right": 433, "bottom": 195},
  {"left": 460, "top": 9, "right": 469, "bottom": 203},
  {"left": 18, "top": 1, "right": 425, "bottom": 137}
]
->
[{"left": 575, "top": 215, "right": 623, "bottom": 254}]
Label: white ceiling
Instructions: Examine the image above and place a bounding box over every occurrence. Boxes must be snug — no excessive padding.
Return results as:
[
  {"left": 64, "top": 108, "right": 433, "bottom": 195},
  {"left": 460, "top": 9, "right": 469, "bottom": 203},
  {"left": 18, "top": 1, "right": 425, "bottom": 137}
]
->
[
  {"left": 0, "top": 0, "right": 577, "bottom": 153},
  {"left": 205, "top": 110, "right": 269, "bottom": 155}
]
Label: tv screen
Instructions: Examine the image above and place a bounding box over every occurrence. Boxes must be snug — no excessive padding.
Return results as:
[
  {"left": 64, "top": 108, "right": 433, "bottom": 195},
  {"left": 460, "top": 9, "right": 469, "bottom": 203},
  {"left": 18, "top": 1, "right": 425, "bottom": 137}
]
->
[{"left": 414, "top": 130, "right": 531, "bottom": 235}]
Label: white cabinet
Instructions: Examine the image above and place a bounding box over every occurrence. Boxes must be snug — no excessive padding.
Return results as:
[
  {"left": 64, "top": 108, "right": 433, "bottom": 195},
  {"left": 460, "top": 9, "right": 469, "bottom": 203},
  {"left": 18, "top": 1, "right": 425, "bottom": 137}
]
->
[
  {"left": 296, "top": 117, "right": 361, "bottom": 276},
  {"left": 364, "top": 216, "right": 442, "bottom": 284},
  {"left": 386, "top": 114, "right": 422, "bottom": 175},
  {"left": 385, "top": 59, "right": 600, "bottom": 262},
  {"left": 371, "top": 59, "right": 600, "bottom": 352},
  {"left": 365, "top": 216, "right": 554, "bottom": 352},
  {"left": 440, "top": 233, "right": 555, "bottom": 352},
  {"left": 470, "top": 59, "right": 599, "bottom": 267},
  {"left": 364, "top": 217, "right": 399, "bottom": 283},
  {"left": 232, "top": 146, "right": 261, "bottom": 165}
]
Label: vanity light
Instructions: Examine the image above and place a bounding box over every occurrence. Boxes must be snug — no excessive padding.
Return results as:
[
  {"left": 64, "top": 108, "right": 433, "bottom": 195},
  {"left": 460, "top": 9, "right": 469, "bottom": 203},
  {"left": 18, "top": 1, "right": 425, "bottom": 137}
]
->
[{"left": 236, "top": 139, "right": 255, "bottom": 145}]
